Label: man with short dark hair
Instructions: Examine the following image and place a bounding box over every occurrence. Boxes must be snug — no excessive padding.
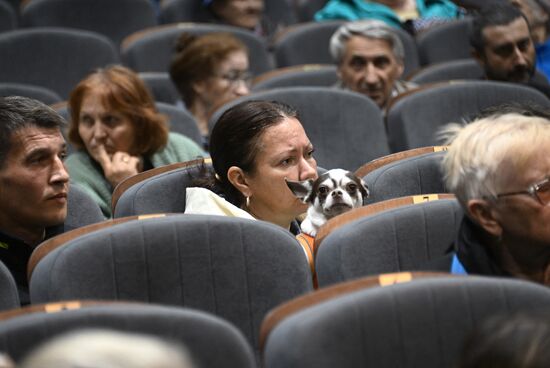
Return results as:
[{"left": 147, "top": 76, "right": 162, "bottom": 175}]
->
[
  {"left": 0, "top": 96, "right": 69, "bottom": 304},
  {"left": 470, "top": 3, "right": 550, "bottom": 97}
]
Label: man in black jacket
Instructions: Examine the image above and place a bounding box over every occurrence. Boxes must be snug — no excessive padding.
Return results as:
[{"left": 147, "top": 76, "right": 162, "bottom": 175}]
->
[{"left": 0, "top": 96, "right": 69, "bottom": 304}]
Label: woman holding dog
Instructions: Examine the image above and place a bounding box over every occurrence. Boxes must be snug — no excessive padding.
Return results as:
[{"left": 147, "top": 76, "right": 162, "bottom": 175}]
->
[{"left": 186, "top": 100, "right": 318, "bottom": 233}]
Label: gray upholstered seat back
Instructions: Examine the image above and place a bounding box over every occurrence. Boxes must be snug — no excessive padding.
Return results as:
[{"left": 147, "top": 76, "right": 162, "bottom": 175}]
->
[
  {"left": 65, "top": 183, "right": 105, "bottom": 229},
  {"left": 0, "top": 83, "right": 63, "bottom": 105},
  {"left": 0, "top": 0, "right": 16, "bottom": 32},
  {"left": 408, "top": 59, "right": 484, "bottom": 84},
  {"left": 264, "top": 276, "right": 550, "bottom": 368},
  {"left": 155, "top": 102, "right": 203, "bottom": 146},
  {"left": 30, "top": 215, "right": 313, "bottom": 353},
  {"left": 113, "top": 162, "right": 208, "bottom": 217},
  {"left": 0, "top": 28, "right": 119, "bottom": 99},
  {"left": 295, "top": 0, "right": 329, "bottom": 22},
  {"left": 416, "top": 18, "right": 473, "bottom": 65},
  {"left": 21, "top": 0, "right": 157, "bottom": 46},
  {"left": 209, "top": 87, "right": 390, "bottom": 171},
  {"left": 158, "top": 0, "right": 208, "bottom": 23},
  {"left": 0, "top": 261, "right": 19, "bottom": 311},
  {"left": 252, "top": 65, "right": 338, "bottom": 91},
  {"left": 139, "top": 72, "right": 181, "bottom": 105},
  {"left": 386, "top": 81, "right": 550, "bottom": 152},
  {"left": 363, "top": 151, "right": 447, "bottom": 204},
  {"left": 316, "top": 199, "right": 462, "bottom": 287},
  {"left": 0, "top": 303, "right": 255, "bottom": 368},
  {"left": 121, "top": 23, "right": 272, "bottom": 75}
]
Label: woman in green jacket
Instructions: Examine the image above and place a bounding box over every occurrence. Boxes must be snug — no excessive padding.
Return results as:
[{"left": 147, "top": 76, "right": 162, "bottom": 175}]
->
[{"left": 65, "top": 65, "right": 205, "bottom": 218}]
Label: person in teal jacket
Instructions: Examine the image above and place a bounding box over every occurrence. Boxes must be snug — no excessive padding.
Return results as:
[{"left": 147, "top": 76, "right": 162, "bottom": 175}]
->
[
  {"left": 65, "top": 66, "right": 205, "bottom": 218},
  {"left": 315, "top": 0, "right": 461, "bottom": 34}
]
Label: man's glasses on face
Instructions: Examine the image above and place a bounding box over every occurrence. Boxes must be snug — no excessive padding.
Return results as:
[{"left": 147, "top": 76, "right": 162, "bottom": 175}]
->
[
  {"left": 218, "top": 70, "right": 253, "bottom": 87},
  {"left": 496, "top": 176, "right": 550, "bottom": 206}
]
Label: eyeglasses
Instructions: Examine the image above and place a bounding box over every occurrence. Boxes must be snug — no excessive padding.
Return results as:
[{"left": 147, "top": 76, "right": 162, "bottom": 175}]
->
[
  {"left": 218, "top": 70, "right": 253, "bottom": 87},
  {"left": 496, "top": 176, "right": 550, "bottom": 206}
]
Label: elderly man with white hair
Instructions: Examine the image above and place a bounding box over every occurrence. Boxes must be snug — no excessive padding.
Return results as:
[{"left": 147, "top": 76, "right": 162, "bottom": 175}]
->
[
  {"left": 433, "top": 105, "right": 550, "bottom": 285},
  {"left": 330, "top": 20, "right": 417, "bottom": 110}
]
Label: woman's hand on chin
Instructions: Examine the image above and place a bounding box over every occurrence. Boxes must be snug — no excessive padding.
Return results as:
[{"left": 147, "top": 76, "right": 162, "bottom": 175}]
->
[{"left": 92, "top": 144, "right": 141, "bottom": 188}]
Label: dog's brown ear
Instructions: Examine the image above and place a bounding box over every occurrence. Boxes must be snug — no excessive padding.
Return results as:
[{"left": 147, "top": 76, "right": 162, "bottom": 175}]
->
[{"left": 285, "top": 178, "right": 314, "bottom": 202}]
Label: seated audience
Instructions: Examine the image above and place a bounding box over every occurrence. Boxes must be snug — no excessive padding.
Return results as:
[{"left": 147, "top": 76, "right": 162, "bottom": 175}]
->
[
  {"left": 186, "top": 100, "right": 318, "bottom": 234},
  {"left": 0, "top": 96, "right": 69, "bottom": 304},
  {"left": 315, "top": 0, "right": 461, "bottom": 34},
  {"left": 169, "top": 32, "right": 251, "bottom": 147},
  {"left": 470, "top": 3, "right": 550, "bottom": 97},
  {"left": 458, "top": 313, "right": 550, "bottom": 368},
  {"left": 65, "top": 65, "right": 205, "bottom": 218},
  {"left": 19, "top": 329, "right": 195, "bottom": 368},
  {"left": 330, "top": 20, "right": 417, "bottom": 110},
  {"left": 434, "top": 106, "right": 550, "bottom": 285}
]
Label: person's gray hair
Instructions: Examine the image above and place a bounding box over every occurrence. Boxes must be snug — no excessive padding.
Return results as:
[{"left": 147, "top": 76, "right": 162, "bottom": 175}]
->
[
  {"left": 439, "top": 113, "right": 550, "bottom": 210},
  {"left": 329, "top": 20, "right": 405, "bottom": 64}
]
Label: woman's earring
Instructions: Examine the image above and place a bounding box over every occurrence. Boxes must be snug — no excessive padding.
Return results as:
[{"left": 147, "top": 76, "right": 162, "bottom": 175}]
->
[{"left": 246, "top": 196, "right": 250, "bottom": 208}]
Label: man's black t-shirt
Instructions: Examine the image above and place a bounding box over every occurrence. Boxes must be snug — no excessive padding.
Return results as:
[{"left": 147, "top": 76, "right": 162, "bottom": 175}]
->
[{"left": 0, "top": 224, "right": 64, "bottom": 305}]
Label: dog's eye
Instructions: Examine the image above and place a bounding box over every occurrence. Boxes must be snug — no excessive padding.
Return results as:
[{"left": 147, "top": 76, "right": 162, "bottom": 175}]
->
[
  {"left": 319, "top": 186, "right": 328, "bottom": 195},
  {"left": 347, "top": 183, "right": 357, "bottom": 192}
]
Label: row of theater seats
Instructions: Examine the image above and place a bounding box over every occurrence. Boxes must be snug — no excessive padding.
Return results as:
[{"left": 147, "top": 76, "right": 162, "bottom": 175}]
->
[
  {"left": 0, "top": 0, "right": 471, "bottom": 68},
  {"left": 0, "top": 16, "right": 476, "bottom": 85},
  {"left": 0, "top": 0, "right": 318, "bottom": 37},
  {"left": 0, "top": 147, "right": 449, "bottom": 347},
  {"left": 2, "top": 146, "right": 549, "bottom": 365},
  {"left": 2, "top": 273, "right": 550, "bottom": 367}
]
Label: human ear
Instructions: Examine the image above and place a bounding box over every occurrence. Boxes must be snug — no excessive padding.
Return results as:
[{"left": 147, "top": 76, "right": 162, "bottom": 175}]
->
[
  {"left": 467, "top": 199, "right": 502, "bottom": 238},
  {"left": 395, "top": 60, "right": 404, "bottom": 78},
  {"left": 227, "top": 166, "right": 251, "bottom": 198}
]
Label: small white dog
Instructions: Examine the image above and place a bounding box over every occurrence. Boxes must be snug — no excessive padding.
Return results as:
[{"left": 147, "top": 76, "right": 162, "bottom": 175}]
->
[{"left": 286, "top": 168, "right": 369, "bottom": 237}]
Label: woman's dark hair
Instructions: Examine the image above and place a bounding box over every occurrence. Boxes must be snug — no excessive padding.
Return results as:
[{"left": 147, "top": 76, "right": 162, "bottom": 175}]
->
[
  {"left": 204, "top": 100, "right": 298, "bottom": 206},
  {"left": 458, "top": 313, "right": 550, "bottom": 368}
]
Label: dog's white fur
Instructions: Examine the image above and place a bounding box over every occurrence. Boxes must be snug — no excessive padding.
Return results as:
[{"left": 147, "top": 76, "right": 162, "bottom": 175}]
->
[{"left": 287, "top": 169, "right": 368, "bottom": 237}]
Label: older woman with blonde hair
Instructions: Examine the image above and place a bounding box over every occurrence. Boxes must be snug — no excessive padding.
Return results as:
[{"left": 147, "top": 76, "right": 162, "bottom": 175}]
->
[{"left": 65, "top": 65, "right": 205, "bottom": 218}]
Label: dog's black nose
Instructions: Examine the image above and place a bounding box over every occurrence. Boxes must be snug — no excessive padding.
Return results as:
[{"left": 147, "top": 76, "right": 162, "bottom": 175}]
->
[{"left": 332, "top": 190, "right": 343, "bottom": 197}]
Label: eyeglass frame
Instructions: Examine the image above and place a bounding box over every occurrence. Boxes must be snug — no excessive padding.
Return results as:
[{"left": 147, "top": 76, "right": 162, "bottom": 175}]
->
[
  {"left": 216, "top": 70, "right": 253, "bottom": 87},
  {"left": 495, "top": 176, "right": 550, "bottom": 205}
]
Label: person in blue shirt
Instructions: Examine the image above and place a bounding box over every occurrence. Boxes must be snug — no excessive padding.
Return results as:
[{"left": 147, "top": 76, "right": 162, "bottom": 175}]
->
[{"left": 315, "top": 0, "right": 461, "bottom": 34}]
